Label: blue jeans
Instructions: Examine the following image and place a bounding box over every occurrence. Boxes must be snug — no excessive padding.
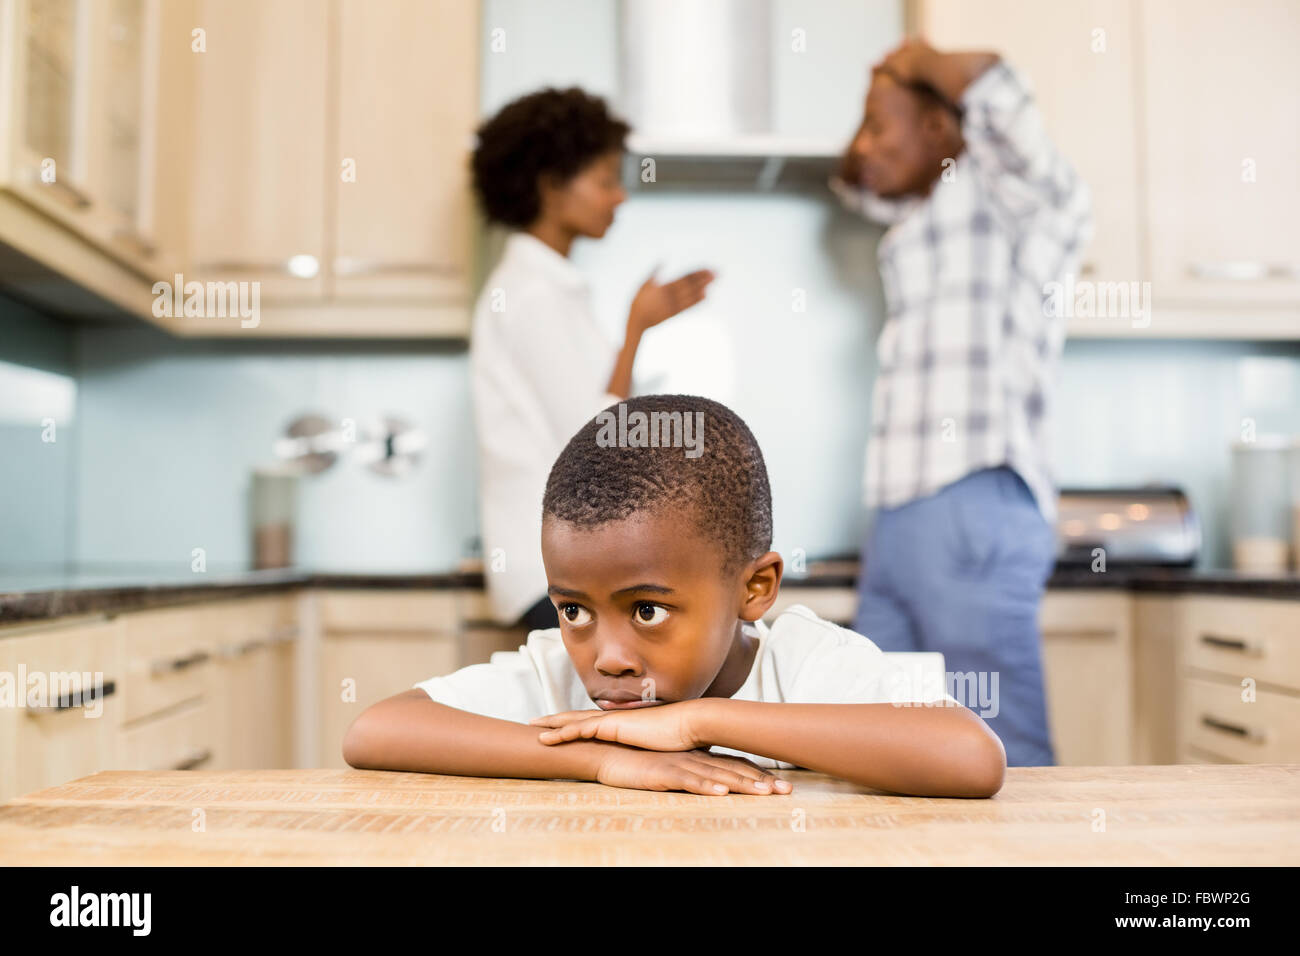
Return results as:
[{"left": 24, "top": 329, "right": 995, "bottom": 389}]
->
[{"left": 852, "top": 466, "right": 1057, "bottom": 766}]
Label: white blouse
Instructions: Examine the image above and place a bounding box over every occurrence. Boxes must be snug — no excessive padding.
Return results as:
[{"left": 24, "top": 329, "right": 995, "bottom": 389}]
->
[{"left": 470, "top": 231, "right": 624, "bottom": 624}]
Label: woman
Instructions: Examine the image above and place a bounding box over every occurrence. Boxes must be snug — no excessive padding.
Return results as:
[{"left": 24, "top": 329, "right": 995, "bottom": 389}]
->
[{"left": 469, "top": 87, "right": 714, "bottom": 630}]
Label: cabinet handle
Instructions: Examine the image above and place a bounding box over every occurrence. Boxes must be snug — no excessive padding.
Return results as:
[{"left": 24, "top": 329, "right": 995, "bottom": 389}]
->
[
  {"left": 1199, "top": 633, "right": 1264, "bottom": 656},
  {"left": 194, "top": 256, "right": 320, "bottom": 277},
  {"left": 1200, "top": 714, "right": 1266, "bottom": 743},
  {"left": 112, "top": 227, "right": 157, "bottom": 258},
  {"left": 172, "top": 747, "right": 212, "bottom": 771},
  {"left": 150, "top": 650, "right": 211, "bottom": 675},
  {"left": 333, "top": 258, "right": 462, "bottom": 277},
  {"left": 1187, "top": 261, "right": 1268, "bottom": 281},
  {"left": 269, "top": 625, "right": 298, "bottom": 644},
  {"left": 23, "top": 679, "right": 117, "bottom": 715}
]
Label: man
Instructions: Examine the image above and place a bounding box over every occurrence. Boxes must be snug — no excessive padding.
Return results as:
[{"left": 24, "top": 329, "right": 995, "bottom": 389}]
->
[{"left": 832, "top": 38, "right": 1092, "bottom": 766}]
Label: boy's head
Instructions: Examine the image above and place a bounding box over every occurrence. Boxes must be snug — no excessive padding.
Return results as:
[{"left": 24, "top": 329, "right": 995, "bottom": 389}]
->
[
  {"left": 843, "top": 66, "right": 963, "bottom": 198},
  {"left": 540, "top": 395, "right": 782, "bottom": 710},
  {"left": 471, "top": 86, "right": 630, "bottom": 238}
]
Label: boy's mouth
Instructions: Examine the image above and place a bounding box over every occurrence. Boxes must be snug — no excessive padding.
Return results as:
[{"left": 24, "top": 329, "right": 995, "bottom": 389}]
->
[{"left": 594, "top": 698, "right": 666, "bottom": 710}]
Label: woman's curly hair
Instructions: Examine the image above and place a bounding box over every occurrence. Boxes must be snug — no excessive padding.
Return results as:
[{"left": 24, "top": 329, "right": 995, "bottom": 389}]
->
[{"left": 471, "top": 87, "right": 630, "bottom": 228}]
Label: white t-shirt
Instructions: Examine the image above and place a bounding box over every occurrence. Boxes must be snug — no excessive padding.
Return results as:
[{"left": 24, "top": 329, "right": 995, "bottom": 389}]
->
[
  {"left": 470, "top": 231, "right": 624, "bottom": 626},
  {"left": 413, "top": 603, "right": 961, "bottom": 770}
]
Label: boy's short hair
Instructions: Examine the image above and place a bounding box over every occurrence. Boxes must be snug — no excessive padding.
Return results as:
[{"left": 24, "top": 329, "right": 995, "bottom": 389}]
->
[
  {"left": 542, "top": 394, "right": 774, "bottom": 579},
  {"left": 470, "top": 86, "right": 630, "bottom": 228}
]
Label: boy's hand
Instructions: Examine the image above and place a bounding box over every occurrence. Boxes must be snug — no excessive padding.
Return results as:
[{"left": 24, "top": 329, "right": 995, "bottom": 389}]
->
[
  {"left": 529, "top": 700, "right": 704, "bottom": 752},
  {"left": 595, "top": 746, "right": 792, "bottom": 795}
]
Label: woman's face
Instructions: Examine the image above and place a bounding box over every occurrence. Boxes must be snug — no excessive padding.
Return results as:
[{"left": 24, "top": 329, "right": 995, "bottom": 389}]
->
[{"left": 543, "top": 149, "right": 627, "bottom": 238}]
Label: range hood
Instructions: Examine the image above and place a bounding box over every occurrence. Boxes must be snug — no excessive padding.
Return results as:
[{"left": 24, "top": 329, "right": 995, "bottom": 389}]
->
[{"left": 618, "top": 0, "right": 848, "bottom": 189}]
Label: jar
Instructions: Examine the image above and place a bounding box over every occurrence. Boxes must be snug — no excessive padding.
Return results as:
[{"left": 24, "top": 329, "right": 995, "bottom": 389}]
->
[{"left": 1230, "top": 438, "right": 1292, "bottom": 575}]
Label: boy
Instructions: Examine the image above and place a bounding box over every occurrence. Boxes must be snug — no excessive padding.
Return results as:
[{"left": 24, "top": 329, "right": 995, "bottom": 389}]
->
[{"left": 344, "top": 394, "right": 1006, "bottom": 797}]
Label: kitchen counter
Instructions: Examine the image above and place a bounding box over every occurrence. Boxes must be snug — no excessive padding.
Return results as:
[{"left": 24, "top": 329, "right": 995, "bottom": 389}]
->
[
  {"left": 0, "top": 765, "right": 1296, "bottom": 865},
  {"left": 2, "top": 559, "right": 1298, "bottom": 626}
]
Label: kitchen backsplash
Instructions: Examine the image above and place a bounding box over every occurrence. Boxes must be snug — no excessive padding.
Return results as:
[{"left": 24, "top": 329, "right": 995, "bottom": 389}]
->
[{"left": 3, "top": 244, "right": 1299, "bottom": 577}]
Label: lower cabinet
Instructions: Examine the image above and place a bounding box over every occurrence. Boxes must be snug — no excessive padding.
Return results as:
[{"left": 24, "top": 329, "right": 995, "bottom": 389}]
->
[
  {"left": 315, "top": 589, "right": 527, "bottom": 768},
  {"left": 1039, "top": 590, "right": 1134, "bottom": 767}
]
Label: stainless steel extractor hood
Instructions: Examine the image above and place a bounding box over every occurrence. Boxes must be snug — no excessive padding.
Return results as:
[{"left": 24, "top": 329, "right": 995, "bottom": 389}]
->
[{"left": 618, "top": 0, "right": 846, "bottom": 188}]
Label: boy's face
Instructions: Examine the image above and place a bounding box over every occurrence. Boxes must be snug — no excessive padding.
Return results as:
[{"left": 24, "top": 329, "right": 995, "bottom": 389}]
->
[{"left": 541, "top": 510, "right": 780, "bottom": 710}]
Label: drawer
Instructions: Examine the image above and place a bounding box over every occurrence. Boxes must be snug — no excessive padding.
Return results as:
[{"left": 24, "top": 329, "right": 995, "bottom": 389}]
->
[
  {"left": 118, "top": 699, "right": 214, "bottom": 771},
  {"left": 1182, "top": 596, "right": 1300, "bottom": 692},
  {"left": 1182, "top": 675, "right": 1300, "bottom": 763},
  {"left": 119, "top": 604, "right": 210, "bottom": 724},
  {"left": 0, "top": 619, "right": 124, "bottom": 800},
  {"left": 319, "top": 590, "right": 458, "bottom": 632},
  {"left": 206, "top": 596, "right": 298, "bottom": 658}
]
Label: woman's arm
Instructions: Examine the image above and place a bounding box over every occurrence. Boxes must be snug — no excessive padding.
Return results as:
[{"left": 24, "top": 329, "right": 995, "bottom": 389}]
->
[{"left": 606, "top": 269, "right": 715, "bottom": 398}]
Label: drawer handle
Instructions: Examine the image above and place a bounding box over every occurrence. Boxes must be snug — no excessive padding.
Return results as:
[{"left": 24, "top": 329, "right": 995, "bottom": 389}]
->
[
  {"left": 222, "top": 638, "right": 269, "bottom": 658},
  {"left": 172, "top": 747, "right": 212, "bottom": 771},
  {"left": 1199, "top": 633, "right": 1264, "bottom": 656},
  {"left": 24, "top": 680, "right": 117, "bottom": 715},
  {"left": 1200, "top": 714, "right": 1267, "bottom": 743},
  {"left": 150, "top": 650, "right": 211, "bottom": 675}
]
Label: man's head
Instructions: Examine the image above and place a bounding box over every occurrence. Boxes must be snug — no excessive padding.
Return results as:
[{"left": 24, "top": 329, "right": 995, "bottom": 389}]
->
[
  {"left": 471, "top": 86, "right": 629, "bottom": 238},
  {"left": 540, "top": 395, "right": 782, "bottom": 710},
  {"left": 843, "top": 66, "right": 964, "bottom": 198}
]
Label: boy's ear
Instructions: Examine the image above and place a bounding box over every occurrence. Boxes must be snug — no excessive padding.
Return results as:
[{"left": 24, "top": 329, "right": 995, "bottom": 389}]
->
[{"left": 739, "top": 551, "right": 784, "bottom": 623}]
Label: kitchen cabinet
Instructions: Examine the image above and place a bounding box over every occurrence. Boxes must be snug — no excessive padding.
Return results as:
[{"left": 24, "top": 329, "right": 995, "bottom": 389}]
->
[
  {"left": 917, "top": 0, "right": 1142, "bottom": 296},
  {"left": 1038, "top": 590, "right": 1134, "bottom": 766},
  {"left": 0, "top": 0, "right": 197, "bottom": 285},
  {"left": 914, "top": 0, "right": 1300, "bottom": 339},
  {"left": 1176, "top": 595, "right": 1300, "bottom": 764},
  {"left": 188, "top": 0, "right": 330, "bottom": 302},
  {"left": 1139, "top": 0, "right": 1300, "bottom": 319},
  {"left": 203, "top": 596, "right": 297, "bottom": 771},
  {"left": 331, "top": 0, "right": 476, "bottom": 306},
  {"left": 0, "top": 616, "right": 123, "bottom": 804},
  {"left": 181, "top": 0, "right": 479, "bottom": 337},
  {"left": 316, "top": 591, "right": 461, "bottom": 768}
]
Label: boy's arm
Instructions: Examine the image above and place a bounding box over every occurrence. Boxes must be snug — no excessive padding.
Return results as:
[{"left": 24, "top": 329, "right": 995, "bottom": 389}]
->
[
  {"left": 693, "top": 698, "right": 1006, "bottom": 797},
  {"left": 343, "top": 689, "right": 617, "bottom": 781}
]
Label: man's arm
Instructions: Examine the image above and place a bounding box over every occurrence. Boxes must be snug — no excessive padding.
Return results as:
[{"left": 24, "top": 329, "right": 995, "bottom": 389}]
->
[
  {"left": 342, "top": 689, "right": 616, "bottom": 780},
  {"left": 693, "top": 698, "right": 1006, "bottom": 797}
]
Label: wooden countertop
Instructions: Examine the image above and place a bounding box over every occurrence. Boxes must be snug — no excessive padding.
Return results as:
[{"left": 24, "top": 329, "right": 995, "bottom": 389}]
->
[{"left": 2, "top": 764, "right": 1297, "bottom": 865}]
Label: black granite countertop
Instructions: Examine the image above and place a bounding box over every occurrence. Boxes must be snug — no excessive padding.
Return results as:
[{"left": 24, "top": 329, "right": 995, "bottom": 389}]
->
[{"left": 2, "top": 558, "right": 1297, "bottom": 626}]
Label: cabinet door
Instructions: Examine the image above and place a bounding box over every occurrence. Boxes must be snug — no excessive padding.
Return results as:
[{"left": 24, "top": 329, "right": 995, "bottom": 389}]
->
[
  {"left": 331, "top": 0, "right": 477, "bottom": 307},
  {"left": 188, "top": 0, "right": 329, "bottom": 300},
  {"left": 0, "top": 618, "right": 124, "bottom": 803},
  {"left": 8, "top": 0, "right": 98, "bottom": 225},
  {"left": 1141, "top": 0, "right": 1300, "bottom": 308},
  {"left": 320, "top": 631, "right": 458, "bottom": 768},
  {"left": 1039, "top": 591, "right": 1133, "bottom": 765},
  {"left": 918, "top": 0, "right": 1142, "bottom": 287}
]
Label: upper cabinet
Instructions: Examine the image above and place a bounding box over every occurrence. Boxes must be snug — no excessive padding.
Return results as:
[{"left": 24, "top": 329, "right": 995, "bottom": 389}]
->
[
  {"left": 916, "top": 0, "right": 1300, "bottom": 339},
  {"left": 188, "top": 0, "right": 330, "bottom": 302},
  {"left": 331, "top": 0, "right": 476, "bottom": 306},
  {"left": 2, "top": 0, "right": 191, "bottom": 277},
  {"left": 1139, "top": 0, "right": 1300, "bottom": 307},
  {"left": 917, "top": 0, "right": 1142, "bottom": 289},
  {"left": 180, "top": 0, "right": 479, "bottom": 336}
]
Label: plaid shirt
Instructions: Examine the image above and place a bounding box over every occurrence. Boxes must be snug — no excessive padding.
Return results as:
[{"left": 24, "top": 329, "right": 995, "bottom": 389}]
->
[{"left": 831, "top": 59, "right": 1092, "bottom": 526}]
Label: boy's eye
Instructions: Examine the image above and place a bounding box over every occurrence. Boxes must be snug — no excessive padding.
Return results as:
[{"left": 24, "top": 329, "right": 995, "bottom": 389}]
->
[
  {"left": 634, "top": 603, "right": 668, "bottom": 626},
  {"left": 560, "top": 604, "right": 592, "bottom": 626}
]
